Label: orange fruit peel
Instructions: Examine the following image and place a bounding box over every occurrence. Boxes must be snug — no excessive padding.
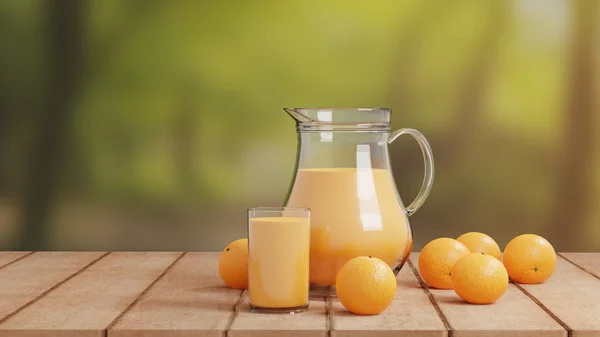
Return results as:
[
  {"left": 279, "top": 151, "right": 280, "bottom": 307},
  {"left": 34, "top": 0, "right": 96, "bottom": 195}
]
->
[
  {"left": 451, "top": 253, "right": 509, "bottom": 304},
  {"left": 336, "top": 256, "right": 397, "bottom": 315},
  {"left": 503, "top": 234, "right": 556, "bottom": 284},
  {"left": 457, "top": 232, "right": 501, "bottom": 260},
  {"left": 218, "top": 238, "right": 249, "bottom": 289},
  {"left": 418, "top": 238, "right": 470, "bottom": 289}
]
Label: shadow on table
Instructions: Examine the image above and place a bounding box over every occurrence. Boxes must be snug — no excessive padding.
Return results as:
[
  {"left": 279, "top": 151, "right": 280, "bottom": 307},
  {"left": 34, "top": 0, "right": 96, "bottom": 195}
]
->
[{"left": 435, "top": 295, "right": 471, "bottom": 306}]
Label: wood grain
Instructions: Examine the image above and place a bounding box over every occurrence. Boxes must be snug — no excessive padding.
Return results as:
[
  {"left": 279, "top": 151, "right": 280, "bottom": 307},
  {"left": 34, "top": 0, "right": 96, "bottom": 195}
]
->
[
  {"left": 409, "top": 254, "right": 567, "bottom": 337},
  {"left": 516, "top": 256, "right": 600, "bottom": 337},
  {"left": 0, "top": 252, "right": 181, "bottom": 337},
  {"left": 560, "top": 253, "right": 600, "bottom": 279},
  {"left": 109, "top": 252, "right": 242, "bottom": 337},
  {"left": 0, "top": 252, "right": 31, "bottom": 269},
  {"left": 0, "top": 252, "right": 105, "bottom": 321},
  {"left": 330, "top": 261, "right": 447, "bottom": 337},
  {"left": 228, "top": 294, "right": 327, "bottom": 337},
  {"left": 0, "top": 252, "right": 595, "bottom": 336}
]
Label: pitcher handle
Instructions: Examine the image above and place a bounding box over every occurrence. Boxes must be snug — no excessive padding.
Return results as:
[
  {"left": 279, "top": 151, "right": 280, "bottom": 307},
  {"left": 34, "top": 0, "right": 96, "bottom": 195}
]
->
[{"left": 388, "top": 128, "right": 435, "bottom": 217}]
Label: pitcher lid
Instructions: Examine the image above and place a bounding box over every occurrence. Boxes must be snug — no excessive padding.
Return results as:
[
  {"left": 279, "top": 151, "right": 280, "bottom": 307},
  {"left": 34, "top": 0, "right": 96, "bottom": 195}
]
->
[{"left": 284, "top": 107, "right": 391, "bottom": 131}]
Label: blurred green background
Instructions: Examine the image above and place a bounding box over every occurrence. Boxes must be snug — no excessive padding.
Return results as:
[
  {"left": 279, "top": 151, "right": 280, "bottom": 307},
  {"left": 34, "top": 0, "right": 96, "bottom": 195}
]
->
[{"left": 0, "top": 0, "right": 598, "bottom": 252}]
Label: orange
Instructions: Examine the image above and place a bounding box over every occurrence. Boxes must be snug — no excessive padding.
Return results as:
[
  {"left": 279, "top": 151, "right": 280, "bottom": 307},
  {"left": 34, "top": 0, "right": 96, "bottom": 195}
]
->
[
  {"left": 457, "top": 232, "right": 501, "bottom": 259},
  {"left": 503, "top": 234, "right": 556, "bottom": 284},
  {"left": 336, "top": 256, "right": 397, "bottom": 315},
  {"left": 451, "top": 253, "right": 509, "bottom": 304},
  {"left": 218, "top": 238, "right": 248, "bottom": 289},
  {"left": 418, "top": 238, "right": 470, "bottom": 289}
]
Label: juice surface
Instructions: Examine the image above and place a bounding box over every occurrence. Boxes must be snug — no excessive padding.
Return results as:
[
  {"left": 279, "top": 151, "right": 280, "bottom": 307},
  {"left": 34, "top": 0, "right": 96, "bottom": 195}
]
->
[
  {"left": 249, "top": 216, "right": 310, "bottom": 308},
  {"left": 286, "top": 168, "right": 411, "bottom": 286}
]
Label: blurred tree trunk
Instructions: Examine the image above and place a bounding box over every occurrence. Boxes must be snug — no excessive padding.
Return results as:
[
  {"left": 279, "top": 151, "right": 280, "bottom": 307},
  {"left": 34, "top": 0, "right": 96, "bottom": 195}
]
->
[
  {"left": 387, "top": 2, "right": 452, "bottom": 201},
  {"left": 0, "top": 81, "right": 10, "bottom": 195},
  {"left": 387, "top": 2, "right": 447, "bottom": 121},
  {"left": 550, "top": 0, "right": 598, "bottom": 249},
  {"left": 448, "top": 1, "right": 508, "bottom": 156},
  {"left": 0, "top": 33, "right": 13, "bottom": 195},
  {"left": 389, "top": 2, "right": 509, "bottom": 204},
  {"left": 17, "top": 0, "right": 85, "bottom": 250},
  {"left": 429, "top": 2, "right": 509, "bottom": 230}
]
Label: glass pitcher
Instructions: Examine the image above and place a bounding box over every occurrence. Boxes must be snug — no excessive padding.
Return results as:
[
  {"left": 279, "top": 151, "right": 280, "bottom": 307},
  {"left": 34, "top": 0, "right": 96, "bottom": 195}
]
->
[{"left": 282, "top": 107, "right": 434, "bottom": 289}]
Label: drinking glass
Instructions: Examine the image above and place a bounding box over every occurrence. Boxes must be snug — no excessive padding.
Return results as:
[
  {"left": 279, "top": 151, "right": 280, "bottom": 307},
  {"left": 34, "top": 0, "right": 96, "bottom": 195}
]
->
[{"left": 248, "top": 207, "right": 310, "bottom": 313}]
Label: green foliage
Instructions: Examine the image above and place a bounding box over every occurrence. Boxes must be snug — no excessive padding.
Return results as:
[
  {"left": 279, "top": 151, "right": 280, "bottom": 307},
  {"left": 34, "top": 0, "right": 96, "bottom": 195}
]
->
[{"left": 0, "top": 0, "right": 597, "bottom": 250}]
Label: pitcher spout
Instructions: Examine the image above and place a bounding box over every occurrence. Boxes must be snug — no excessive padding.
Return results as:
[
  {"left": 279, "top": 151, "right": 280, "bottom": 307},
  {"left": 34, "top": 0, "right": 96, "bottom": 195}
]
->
[{"left": 284, "top": 108, "right": 313, "bottom": 124}]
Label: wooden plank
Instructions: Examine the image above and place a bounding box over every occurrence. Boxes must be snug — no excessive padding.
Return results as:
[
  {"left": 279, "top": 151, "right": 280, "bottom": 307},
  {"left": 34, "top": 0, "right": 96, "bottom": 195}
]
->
[
  {"left": 0, "top": 252, "right": 593, "bottom": 336},
  {"left": 0, "top": 252, "right": 32, "bottom": 269},
  {"left": 515, "top": 256, "right": 600, "bottom": 337},
  {"left": 0, "top": 252, "right": 106, "bottom": 321},
  {"left": 408, "top": 254, "right": 566, "bottom": 337},
  {"left": 560, "top": 253, "right": 600, "bottom": 279},
  {"left": 228, "top": 294, "right": 327, "bottom": 337},
  {"left": 329, "top": 261, "right": 447, "bottom": 337},
  {"left": 0, "top": 252, "right": 182, "bottom": 337},
  {"left": 109, "top": 252, "right": 243, "bottom": 337}
]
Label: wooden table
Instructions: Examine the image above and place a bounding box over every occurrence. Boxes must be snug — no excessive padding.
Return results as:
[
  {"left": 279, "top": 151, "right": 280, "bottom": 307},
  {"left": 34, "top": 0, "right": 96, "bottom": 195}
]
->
[{"left": 0, "top": 252, "right": 597, "bottom": 337}]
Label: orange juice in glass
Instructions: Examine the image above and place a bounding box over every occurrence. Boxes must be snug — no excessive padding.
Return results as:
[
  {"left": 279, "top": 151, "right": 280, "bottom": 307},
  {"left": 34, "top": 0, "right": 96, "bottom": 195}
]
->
[{"left": 248, "top": 207, "right": 310, "bottom": 313}]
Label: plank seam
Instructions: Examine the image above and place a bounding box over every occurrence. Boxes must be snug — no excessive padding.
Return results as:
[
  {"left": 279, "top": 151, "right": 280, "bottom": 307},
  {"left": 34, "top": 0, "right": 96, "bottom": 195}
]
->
[
  {"left": 558, "top": 253, "right": 600, "bottom": 281},
  {"left": 407, "top": 258, "right": 454, "bottom": 337},
  {"left": 325, "top": 295, "right": 332, "bottom": 337},
  {"left": 225, "top": 289, "right": 246, "bottom": 337},
  {"left": 512, "top": 282, "right": 572, "bottom": 337},
  {"left": 0, "top": 252, "right": 36, "bottom": 271},
  {"left": 104, "top": 251, "right": 187, "bottom": 337},
  {"left": 0, "top": 251, "right": 111, "bottom": 325}
]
